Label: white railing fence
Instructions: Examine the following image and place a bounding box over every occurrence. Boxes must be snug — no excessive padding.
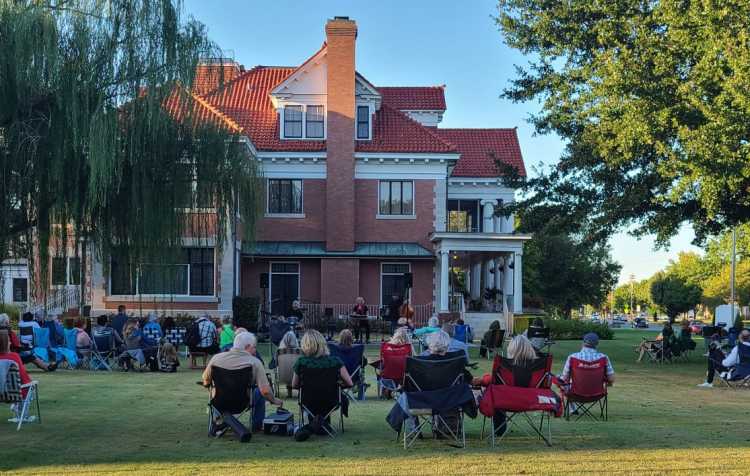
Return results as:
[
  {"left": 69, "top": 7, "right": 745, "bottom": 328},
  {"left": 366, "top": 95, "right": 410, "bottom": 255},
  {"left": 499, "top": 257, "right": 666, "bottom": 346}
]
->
[
  {"left": 297, "top": 302, "right": 434, "bottom": 330},
  {"left": 27, "top": 286, "right": 80, "bottom": 316}
]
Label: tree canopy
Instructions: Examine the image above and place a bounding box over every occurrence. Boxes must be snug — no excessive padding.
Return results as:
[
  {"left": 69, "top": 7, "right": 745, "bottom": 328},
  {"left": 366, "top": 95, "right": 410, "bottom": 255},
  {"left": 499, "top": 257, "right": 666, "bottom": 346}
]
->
[
  {"left": 496, "top": 0, "right": 750, "bottom": 247},
  {"left": 0, "top": 0, "right": 261, "bottom": 300},
  {"left": 522, "top": 231, "right": 621, "bottom": 318},
  {"left": 650, "top": 273, "right": 702, "bottom": 322}
]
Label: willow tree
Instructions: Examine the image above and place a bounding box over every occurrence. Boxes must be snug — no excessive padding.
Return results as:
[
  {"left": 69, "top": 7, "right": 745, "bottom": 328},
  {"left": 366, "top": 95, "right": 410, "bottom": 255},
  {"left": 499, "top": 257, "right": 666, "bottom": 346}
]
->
[{"left": 0, "top": 0, "right": 261, "bottom": 307}]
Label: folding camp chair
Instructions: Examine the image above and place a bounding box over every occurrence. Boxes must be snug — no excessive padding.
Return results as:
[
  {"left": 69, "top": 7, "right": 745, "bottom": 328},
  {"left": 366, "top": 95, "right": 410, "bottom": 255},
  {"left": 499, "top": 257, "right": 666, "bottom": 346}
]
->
[
  {"left": 492, "top": 353, "right": 553, "bottom": 388},
  {"left": 479, "top": 384, "right": 560, "bottom": 446},
  {"left": 165, "top": 327, "right": 187, "bottom": 357},
  {"left": 205, "top": 366, "right": 255, "bottom": 441},
  {"left": 528, "top": 327, "right": 554, "bottom": 353},
  {"left": 297, "top": 365, "right": 344, "bottom": 437},
  {"left": 453, "top": 324, "right": 472, "bottom": 344},
  {"left": 485, "top": 328, "right": 505, "bottom": 360},
  {"left": 91, "top": 331, "right": 116, "bottom": 371},
  {"left": 557, "top": 357, "right": 608, "bottom": 421},
  {"left": 378, "top": 342, "right": 412, "bottom": 398},
  {"left": 63, "top": 328, "right": 90, "bottom": 369},
  {"left": 1, "top": 361, "right": 41, "bottom": 431},
  {"left": 710, "top": 356, "right": 750, "bottom": 389},
  {"left": 329, "top": 343, "right": 366, "bottom": 401},
  {"left": 274, "top": 348, "right": 300, "bottom": 398},
  {"left": 400, "top": 355, "right": 468, "bottom": 449}
]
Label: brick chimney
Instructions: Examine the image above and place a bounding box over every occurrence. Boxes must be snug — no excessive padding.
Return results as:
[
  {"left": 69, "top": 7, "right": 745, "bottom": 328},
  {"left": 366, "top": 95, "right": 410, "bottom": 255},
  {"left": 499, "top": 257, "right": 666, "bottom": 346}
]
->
[{"left": 324, "top": 17, "right": 357, "bottom": 251}]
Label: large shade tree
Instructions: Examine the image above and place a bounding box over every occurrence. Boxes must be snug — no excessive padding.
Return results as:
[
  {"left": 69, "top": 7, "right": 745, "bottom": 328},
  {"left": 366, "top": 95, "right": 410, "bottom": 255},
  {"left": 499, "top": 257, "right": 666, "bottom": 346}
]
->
[
  {"left": 495, "top": 0, "right": 750, "bottom": 247},
  {"left": 0, "top": 0, "right": 261, "bottom": 305},
  {"left": 650, "top": 273, "right": 702, "bottom": 322}
]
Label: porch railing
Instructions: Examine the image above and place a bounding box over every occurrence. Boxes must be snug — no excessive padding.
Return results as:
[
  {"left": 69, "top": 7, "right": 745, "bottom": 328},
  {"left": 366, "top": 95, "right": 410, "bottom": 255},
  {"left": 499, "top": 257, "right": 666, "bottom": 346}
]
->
[
  {"left": 27, "top": 286, "right": 80, "bottom": 316},
  {"left": 298, "top": 302, "right": 434, "bottom": 330}
]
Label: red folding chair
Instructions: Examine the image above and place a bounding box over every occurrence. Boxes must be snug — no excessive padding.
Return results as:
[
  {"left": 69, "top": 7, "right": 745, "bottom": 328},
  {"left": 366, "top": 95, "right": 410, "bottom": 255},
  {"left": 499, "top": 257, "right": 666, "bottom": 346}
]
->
[
  {"left": 557, "top": 357, "right": 608, "bottom": 421},
  {"left": 377, "top": 342, "right": 412, "bottom": 398},
  {"left": 492, "top": 353, "right": 553, "bottom": 389}
]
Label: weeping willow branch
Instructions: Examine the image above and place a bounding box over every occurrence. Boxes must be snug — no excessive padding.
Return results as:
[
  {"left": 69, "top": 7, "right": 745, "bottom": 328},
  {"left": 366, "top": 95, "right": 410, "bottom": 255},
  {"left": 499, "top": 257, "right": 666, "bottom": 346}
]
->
[{"left": 0, "top": 0, "right": 262, "bottom": 302}]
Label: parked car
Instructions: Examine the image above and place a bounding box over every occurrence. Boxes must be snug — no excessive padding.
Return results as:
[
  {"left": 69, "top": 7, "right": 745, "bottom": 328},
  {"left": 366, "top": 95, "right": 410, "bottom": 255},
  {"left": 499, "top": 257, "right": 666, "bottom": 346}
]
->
[
  {"left": 632, "top": 317, "right": 649, "bottom": 329},
  {"left": 688, "top": 321, "right": 705, "bottom": 335}
]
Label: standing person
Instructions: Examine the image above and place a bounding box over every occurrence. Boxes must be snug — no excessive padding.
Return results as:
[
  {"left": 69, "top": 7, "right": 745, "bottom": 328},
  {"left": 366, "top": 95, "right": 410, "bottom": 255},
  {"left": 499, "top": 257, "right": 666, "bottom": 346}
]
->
[
  {"left": 202, "top": 332, "right": 283, "bottom": 436},
  {"left": 387, "top": 293, "right": 403, "bottom": 335},
  {"left": 112, "top": 305, "right": 128, "bottom": 341},
  {"left": 189, "top": 314, "right": 220, "bottom": 356},
  {"left": 219, "top": 316, "right": 236, "bottom": 352},
  {"left": 352, "top": 297, "right": 369, "bottom": 344}
]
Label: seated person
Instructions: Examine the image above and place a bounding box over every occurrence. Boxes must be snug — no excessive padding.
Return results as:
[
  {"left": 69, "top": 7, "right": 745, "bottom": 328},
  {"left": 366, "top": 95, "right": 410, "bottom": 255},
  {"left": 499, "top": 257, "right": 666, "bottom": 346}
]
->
[
  {"left": 75, "top": 319, "right": 93, "bottom": 352},
  {"left": 142, "top": 313, "right": 163, "bottom": 348},
  {"left": 397, "top": 317, "right": 414, "bottom": 332},
  {"left": 558, "top": 333, "right": 615, "bottom": 413},
  {"left": 42, "top": 313, "right": 65, "bottom": 347},
  {"left": 119, "top": 319, "right": 146, "bottom": 371},
  {"left": 277, "top": 330, "right": 301, "bottom": 398},
  {"left": 473, "top": 335, "right": 539, "bottom": 434},
  {"left": 92, "top": 315, "right": 124, "bottom": 350},
  {"left": 700, "top": 329, "right": 750, "bottom": 387},
  {"left": 351, "top": 296, "right": 370, "bottom": 343},
  {"left": 202, "top": 332, "right": 283, "bottom": 436},
  {"left": 636, "top": 322, "right": 675, "bottom": 362},
  {"left": 336, "top": 329, "right": 367, "bottom": 387},
  {"left": 190, "top": 314, "right": 220, "bottom": 355},
  {"left": 292, "top": 330, "right": 353, "bottom": 441},
  {"left": 1, "top": 313, "right": 56, "bottom": 372},
  {"left": 479, "top": 320, "right": 503, "bottom": 358},
  {"left": 678, "top": 320, "right": 696, "bottom": 353},
  {"left": 158, "top": 342, "right": 180, "bottom": 372},
  {"left": 0, "top": 330, "right": 32, "bottom": 398},
  {"left": 698, "top": 334, "right": 729, "bottom": 388},
  {"left": 287, "top": 300, "right": 305, "bottom": 328},
  {"left": 413, "top": 316, "right": 441, "bottom": 339},
  {"left": 219, "top": 316, "right": 235, "bottom": 352},
  {"left": 524, "top": 317, "right": 547, "bottom": 351},
  {"left": 389, "top": 326, "right": 413, "bottom": 348}
]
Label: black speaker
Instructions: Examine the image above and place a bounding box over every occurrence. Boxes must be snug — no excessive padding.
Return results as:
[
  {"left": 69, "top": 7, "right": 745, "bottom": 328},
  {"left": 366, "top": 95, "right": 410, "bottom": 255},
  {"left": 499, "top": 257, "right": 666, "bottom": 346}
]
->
[
  {"left": 260, "top": 273, "right": 269, "bottom": 289},
  {"left": 324, "top": 307, "right": 334, "bottom": 318},
  {"left": 403, "top": 273, "right": 413, "bottom": 289}
]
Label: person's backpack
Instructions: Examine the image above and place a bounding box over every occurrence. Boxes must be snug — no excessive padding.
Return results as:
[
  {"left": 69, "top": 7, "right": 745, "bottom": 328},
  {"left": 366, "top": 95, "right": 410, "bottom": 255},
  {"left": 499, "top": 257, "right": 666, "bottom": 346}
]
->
[{"left": 185, "top": 320, "right": 202, "bottom": 348}]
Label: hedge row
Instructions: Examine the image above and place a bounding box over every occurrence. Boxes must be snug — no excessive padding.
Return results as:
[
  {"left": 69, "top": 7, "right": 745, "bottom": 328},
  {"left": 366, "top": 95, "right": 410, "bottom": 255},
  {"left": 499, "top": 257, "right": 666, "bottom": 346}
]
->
[{"left": 543, "top": 317, "right": 614, "bottom": 340}]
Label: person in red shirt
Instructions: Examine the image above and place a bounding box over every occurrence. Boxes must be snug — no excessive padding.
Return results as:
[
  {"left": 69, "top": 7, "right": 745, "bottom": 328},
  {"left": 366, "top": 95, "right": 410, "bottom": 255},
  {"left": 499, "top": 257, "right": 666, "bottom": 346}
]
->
[
  {"left": 0, "top": 313, "right": 56, "bottom": 372},
  {"left": 0, "top": 330, "right": 32, "bottom": 398}
]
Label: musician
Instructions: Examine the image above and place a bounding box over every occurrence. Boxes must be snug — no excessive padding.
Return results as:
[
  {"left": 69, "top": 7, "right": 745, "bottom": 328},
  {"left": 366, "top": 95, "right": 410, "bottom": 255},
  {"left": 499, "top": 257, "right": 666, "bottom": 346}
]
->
[
  {"left": 287, "top": 300, "right": 304, "bottom": 327},
  {"left": 387, "top": 292, "right": 403, "bottom": 334},
  {"left": 352, "top": 296, "right": 370, "bottom": 344}
]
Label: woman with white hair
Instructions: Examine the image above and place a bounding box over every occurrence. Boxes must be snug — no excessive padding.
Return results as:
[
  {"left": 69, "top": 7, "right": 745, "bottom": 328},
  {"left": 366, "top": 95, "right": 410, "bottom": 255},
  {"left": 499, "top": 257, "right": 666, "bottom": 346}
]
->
[{"left": 413, "top": 315, "right": 441, "bottom": 340}]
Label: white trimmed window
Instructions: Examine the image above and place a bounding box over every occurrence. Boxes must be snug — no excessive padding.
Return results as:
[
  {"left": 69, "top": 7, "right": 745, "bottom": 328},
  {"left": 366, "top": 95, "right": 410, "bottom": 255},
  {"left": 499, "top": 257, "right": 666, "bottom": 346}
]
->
[
  {"left": 378, "top": 180, "right": 414, "bottom": 216},
  {"left": 109, "top": 247, "right": 214, "bottom": 296},
  {"left": 282, "top": 105, "right": 325, "bottom": 139},
  {"left": 267, "top": 179, "right": 303, "bottom": 215},
  {"left": 356, "top": 105, "right": 370, "bottom": 140},
  {"left": 51, "top": 257, "right": 80, "bottom": 286}
]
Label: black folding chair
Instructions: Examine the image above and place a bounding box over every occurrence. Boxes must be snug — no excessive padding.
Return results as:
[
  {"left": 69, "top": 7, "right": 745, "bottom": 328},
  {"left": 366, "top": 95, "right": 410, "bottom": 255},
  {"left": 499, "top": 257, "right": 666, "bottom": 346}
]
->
[
  {"left": 297, "top": 365, "right": 344, "bottom": 437},
  {"left": 206, "top": 366, "right": 255, "bottom": 441},
  {"left": 329, "top": 343, "right": 366, "bottom": 402},
  {"left": 401, "top": 355, "right": 467, "bottom": 449},
  {"left": 485, "top": 328, "right": 505, "bottom": 360}
]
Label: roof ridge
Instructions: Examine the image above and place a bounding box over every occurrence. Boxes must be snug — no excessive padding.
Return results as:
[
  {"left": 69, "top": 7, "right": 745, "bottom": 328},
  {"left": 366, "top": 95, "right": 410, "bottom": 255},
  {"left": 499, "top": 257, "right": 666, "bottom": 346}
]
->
[
  {"left": 187, "top": 89, "right": 243, "bottom": 133},
  {"left": 437, "top": 127, "right": 518, "bottom": 131},
  {"left": 380, "top": 103, "right": 456, "bottom": 152}
]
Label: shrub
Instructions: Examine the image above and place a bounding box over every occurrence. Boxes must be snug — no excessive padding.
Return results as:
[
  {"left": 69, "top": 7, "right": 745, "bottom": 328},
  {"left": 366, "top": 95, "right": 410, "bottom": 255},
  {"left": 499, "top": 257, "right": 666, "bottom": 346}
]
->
[
  {"left": 233, "top": 296, "right": 260, "bottom": 331},
  {"left": 543, "top": 317, "right": 614, "bottom": 340},
  {"left": 0, "top": 303, "right": 21, "bottom": 325}
]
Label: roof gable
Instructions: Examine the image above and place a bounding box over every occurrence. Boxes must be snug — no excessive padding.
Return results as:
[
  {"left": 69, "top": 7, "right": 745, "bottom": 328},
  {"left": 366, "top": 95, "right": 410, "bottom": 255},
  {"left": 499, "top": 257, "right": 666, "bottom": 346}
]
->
[{"left": 378, "top": 86, "right": 446, "bottom": 111}]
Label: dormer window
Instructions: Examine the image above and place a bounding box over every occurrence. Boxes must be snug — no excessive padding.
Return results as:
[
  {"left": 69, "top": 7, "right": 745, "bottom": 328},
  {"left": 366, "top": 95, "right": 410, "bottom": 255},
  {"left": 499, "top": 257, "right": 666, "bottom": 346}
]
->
[
  {"left": 356, "top": 105, "right": 370, "bottom": 140},
  {"left": 283, "top": 105, "right": 303, "bottom": 138},
  {"left": 282, "top": 105, "right": 325, "bottom": 139},
  {"left": 306, "top": 105, "right": 324, "bottom": 138}
]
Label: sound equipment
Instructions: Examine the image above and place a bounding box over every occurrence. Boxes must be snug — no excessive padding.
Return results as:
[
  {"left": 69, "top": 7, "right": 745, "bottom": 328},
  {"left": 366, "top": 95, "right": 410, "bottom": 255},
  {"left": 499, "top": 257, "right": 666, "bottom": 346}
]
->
[
  {"left": 260, "top": 273, "right": 269, "bottom": 289},
  {"left": 324, "top": 307, "right": 334, "bottom": 318},
  {"left": 403, "top": 272, "right": 413, "bottom": 289}
]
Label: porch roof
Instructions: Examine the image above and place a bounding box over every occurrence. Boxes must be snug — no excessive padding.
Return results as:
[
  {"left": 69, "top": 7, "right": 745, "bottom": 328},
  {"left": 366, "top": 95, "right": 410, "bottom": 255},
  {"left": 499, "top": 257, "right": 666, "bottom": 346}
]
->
[
  {"left": 430, "top": 231, "right": 532, "bottom": 253},
  {"left": 242, "top": 241, "right": 434, "bottom": 258}
]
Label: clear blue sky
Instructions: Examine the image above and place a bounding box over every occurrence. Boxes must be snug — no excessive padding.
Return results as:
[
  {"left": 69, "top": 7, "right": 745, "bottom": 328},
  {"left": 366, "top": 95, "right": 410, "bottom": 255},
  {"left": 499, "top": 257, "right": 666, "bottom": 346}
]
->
[{"left": 184, "top": 0, "right": 701, "bottom": 284}]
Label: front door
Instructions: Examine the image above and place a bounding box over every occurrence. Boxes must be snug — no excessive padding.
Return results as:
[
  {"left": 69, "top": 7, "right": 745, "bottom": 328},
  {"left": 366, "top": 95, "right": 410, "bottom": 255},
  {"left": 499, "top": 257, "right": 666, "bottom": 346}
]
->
[{"left": 270, "top": 262, "right": 300, "bottom": 316}]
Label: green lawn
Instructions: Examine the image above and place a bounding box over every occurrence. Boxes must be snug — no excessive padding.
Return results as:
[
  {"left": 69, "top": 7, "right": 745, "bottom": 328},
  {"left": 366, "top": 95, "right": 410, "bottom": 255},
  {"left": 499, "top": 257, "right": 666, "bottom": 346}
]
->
[{"left": 2, "top": 330, "right": 750, "bottom": 475}]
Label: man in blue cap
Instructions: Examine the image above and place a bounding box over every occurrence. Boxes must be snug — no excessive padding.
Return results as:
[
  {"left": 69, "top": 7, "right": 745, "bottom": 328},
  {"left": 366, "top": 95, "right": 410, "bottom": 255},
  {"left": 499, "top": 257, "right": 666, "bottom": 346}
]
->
[{"left": 560, "top": 332, "right": 615, "bottom": 386}]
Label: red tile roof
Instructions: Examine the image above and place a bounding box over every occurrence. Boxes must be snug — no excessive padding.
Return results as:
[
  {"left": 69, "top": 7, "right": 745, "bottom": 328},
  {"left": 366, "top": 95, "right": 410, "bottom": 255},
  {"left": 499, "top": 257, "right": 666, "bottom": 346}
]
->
[
  {"left": 198, "top": 66, "right": 455, "bottom": 153},
  {"left": 378, "top": 86, "right": 446, "bottom": 111},
  {"left": 434, "top": 128, "right": 526, "bottom": 178}
]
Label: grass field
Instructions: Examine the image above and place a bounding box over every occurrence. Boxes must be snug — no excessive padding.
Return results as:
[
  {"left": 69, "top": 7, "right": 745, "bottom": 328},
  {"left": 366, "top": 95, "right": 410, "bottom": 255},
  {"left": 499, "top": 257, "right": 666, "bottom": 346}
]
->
[{"left": 2, "top": 329, "right": 750, "bottom": 475}]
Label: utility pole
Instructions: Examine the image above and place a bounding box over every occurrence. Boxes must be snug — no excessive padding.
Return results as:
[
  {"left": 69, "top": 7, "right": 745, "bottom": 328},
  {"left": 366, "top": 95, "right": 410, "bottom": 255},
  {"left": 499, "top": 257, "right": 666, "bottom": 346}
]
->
[{"left": 629, "top": 273, "right": 635, "bottom": 318}]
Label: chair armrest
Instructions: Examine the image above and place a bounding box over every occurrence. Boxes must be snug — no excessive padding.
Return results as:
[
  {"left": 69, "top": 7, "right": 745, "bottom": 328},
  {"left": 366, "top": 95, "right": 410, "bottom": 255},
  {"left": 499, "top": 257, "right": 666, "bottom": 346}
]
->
[{"left": 20, "top": 381, "right": 38, "bottom": 389}]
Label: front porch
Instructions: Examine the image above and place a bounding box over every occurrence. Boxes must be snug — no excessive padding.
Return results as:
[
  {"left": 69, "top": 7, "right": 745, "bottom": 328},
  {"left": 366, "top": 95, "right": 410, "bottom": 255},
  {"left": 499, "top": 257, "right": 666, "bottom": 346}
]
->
[{"left": 431, "top": 231, "right": 531, "bottom": 333}]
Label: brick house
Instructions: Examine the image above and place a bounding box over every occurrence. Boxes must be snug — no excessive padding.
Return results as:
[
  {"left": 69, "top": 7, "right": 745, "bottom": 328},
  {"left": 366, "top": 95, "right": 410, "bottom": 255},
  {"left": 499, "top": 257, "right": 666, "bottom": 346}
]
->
[{"left": 39, "top": 17, "right": 529, "bottom": 333}]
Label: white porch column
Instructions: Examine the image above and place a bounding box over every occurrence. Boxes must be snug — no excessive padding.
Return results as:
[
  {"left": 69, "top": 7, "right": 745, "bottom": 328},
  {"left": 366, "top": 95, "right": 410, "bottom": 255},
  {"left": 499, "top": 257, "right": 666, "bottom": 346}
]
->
[
  {"left": 483, "top": 260, "right": 492, "bottom": 291},
  {"left": 513, "top": 253, "right": 523, "bottom": 313},
  {"left": 481, "top": 200, "right": 495, "bottom": 233},
  {"left": 503, "top": 253, "right": 513, "bottom": 306},
  {"left": 470, "top": 262, "right": 481, "bottom": 299},
  {"left": 439, "top": 249, "right": 450, "bottom": 312},
  {"left": 494, "top": 256, "right": 503, "bottom": 291},
  {"left": 504, "top": 213, "right": 515, "bottom": 233}
]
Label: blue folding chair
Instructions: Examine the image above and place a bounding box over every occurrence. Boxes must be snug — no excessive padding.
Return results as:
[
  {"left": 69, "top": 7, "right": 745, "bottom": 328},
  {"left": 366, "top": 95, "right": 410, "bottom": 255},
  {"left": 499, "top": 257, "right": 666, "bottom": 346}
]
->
[
  {"left": 453, "top": 325, "right": 472, "bottom": 344},
  {"left": 329, "top": 343, "right": 366, "bottom": 401}
]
